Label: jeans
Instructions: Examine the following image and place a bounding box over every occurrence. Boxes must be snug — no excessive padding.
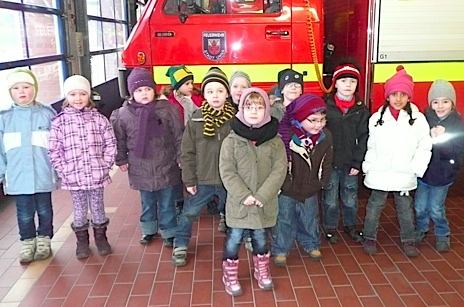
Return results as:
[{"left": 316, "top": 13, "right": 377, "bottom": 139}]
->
[
  {"left": 414, "top": 180, "right": 451, "bottom": 237},
  {"left": 174, "top": 184, "right": 226, "bottom": 248},
  {"left": 363, "top": 189, "right": 415, "bottom": 242},
  {"left": 223, "top": 228, "right": 268, "bottom": 260},
  {"left": 15, "top": 192, "right": 53, "bottom": 241},
  {"left": 139, "top": 183, "right": 182, "bottom": 239},
  {"left": 322, "top": 167, "right": 359, "bottom": 229},
  {"left": 271, "top": 194, "right": 320, "bottom": 256}
]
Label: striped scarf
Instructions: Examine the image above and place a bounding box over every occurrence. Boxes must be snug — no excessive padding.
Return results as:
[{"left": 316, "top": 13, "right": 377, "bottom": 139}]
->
[{"left": 201, "top": 100, "right": 235, "bottom": 137}]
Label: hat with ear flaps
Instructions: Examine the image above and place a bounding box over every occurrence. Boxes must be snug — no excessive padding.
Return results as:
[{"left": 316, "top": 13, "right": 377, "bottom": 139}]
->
[
  {"left": 6, "top": 68, "right": 39, "bottom": 104},
  {"left": 165, "top": 65, "right": 194, "bottom": 90},
  {"left": 384, "top": 65, "right": 414, "bottom": 100}
]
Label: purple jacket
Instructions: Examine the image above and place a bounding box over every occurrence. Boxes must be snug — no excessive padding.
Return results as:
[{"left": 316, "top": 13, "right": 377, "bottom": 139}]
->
[
  {"left": 278, "top": 102, "right": 298, "bottom": 161},
  {"left": 48, "top": 107, "right": 116, "bottom": 190},
  {"left": 110, "top": 99, "right": 183, "bottom": 191}
]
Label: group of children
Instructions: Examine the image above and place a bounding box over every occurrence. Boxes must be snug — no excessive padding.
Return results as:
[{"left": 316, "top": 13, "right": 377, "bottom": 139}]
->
[{"left": 1, "top": 60, "right": 462, "bottom": 297}]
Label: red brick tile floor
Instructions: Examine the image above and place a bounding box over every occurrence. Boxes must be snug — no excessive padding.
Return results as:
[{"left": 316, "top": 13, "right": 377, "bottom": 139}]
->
[{"left": 0, "top": 170, "right": 464, "bottom": 306}]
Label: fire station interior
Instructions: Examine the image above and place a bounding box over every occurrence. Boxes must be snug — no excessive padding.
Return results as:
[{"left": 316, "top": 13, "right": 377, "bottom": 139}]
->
[{"left": 1, "top": 0, "right": 464, "bottom": 306}]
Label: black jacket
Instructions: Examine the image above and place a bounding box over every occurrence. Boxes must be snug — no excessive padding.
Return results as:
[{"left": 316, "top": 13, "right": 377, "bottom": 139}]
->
[
  {"left": 421, "top": 109, "right": 464, "bottom": 186},
  {"left": 325, "top": 94, "right": 369, "bottom": 171}
]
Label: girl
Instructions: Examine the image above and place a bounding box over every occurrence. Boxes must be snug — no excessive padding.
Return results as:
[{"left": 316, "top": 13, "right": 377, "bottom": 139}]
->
[
  {"left": 362, "top": 66, "right": 432, "bottom": 257},
  {"left": 219, "top": 88, "right": 287, "bottom": 296},
  {"left": 111, "top": 68, "right": 184, "bottom": 247},
  {"left": 2, "top": 69, "right": 57, "bottom": 264},
  {"left": 165, "top": 65, "right": 203, "bottom": 125},
  {"left": 229, "top": 71, "right": 251, "bottom": 111},
  {"left": 415, "top": 80, "right": 464, "bottom": 252},
  {"left": 48, "top": 75, "right": 116, "bottom": 259}
]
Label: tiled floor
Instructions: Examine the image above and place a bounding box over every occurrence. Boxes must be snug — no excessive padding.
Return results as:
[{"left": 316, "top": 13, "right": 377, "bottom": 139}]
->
[{"left": 1, "top": 170, "right": 464, "bottom": 307}]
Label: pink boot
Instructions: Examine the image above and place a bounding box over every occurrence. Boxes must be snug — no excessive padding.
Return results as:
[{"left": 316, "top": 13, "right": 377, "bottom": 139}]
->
[
  {"left": 253, "top": 253, "right": 273, "bottom": 290},
  {"left": 222, "top": 259, "right": 242, "bottom": 296}
]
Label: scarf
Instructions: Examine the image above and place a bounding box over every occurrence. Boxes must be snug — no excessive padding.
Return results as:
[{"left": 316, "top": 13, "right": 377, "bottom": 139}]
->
[
  {"left": 201, "top": 100, "right": 236, "bottom": 137},
  {"left": 176, "top": 94, "right": 198, "bottom": 125},
  {"left": 388, "top": 105, "right": 400, "bottom": 120},
  {"left": 291, "top": 118, "right": 323, "bottom": 152},
  {"left": 334, "top": 94, "right": 355, "bottom": 114},
  {"left": 129, "top": 101, "right": 165, "bottom": 158},
  {"left": 231, "top": 116, "right": 279, "bottom": 146}
]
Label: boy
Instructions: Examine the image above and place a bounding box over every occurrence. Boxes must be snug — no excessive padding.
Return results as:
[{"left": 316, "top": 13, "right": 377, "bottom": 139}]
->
[
  {"left": 322, "top": 61, "right": 369, "bottom": 243},
  {"left": 271, "top": 94, "right": 333, "bottom": 265},
  {"left": 0, "top": 69, "right": 57, "bottom": 263},
  {"left": 172, "top": 67, "right": 235, "bottom": 266}
]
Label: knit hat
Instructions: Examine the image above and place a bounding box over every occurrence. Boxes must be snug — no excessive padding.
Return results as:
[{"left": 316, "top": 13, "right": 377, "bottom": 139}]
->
[
  {"left": 201, "top": 67, "right": 229, "bottom": 95},
  {"left": 428, "top": 79, "right": 456, "bottom": 106},
  {"left": 165, "top": 65, "right": 194, "bottom": 90},
  {"left": 277, "top": 69, "right": 303, "bottom": 93},
  {"left": 332, "top": 63, "right": 361, "bottom": 88},
  {"left": 127, "top": 68, "right": 156, "bottom": 96},
  {"left": 290, "top": 93, "right": 327, "bottom": 123},
  {"left": 384, "top": 65, "right": 414, "bottom": 100},
  {"left": 6, "top": 68, "right": 38, "bottom": 103},
  {"left": 268, "top": 85, "right": 278, "bottom": 97},
  {"left": 64, "top": 75, "right": 91, "bottom": 96},
  {"left": 236, "top": 87, "right": 271, "bottom": 128},
  {"left": 230, "top": 71, "right": 251, "bottom": 87}
]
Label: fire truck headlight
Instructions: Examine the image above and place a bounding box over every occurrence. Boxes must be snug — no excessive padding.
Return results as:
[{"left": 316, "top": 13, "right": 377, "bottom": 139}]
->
[{"left": 137, "top": 52, "right": 146, "bottom": 65}]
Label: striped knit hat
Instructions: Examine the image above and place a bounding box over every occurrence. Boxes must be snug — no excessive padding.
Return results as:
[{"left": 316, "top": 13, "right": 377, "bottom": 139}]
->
[
  {"left": 201, "top": 67, "right": 230, "bottom": 95},
  {"left": 165, "top": 65, "right": 194, "bottom": 90}
]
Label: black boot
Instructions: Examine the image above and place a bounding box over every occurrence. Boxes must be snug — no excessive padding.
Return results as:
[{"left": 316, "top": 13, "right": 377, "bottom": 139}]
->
[
  {"left": 92, "top": 219, "right": 112, "bottom": 256},
  {"left": 71, "top": 222, "right": 91, "bottom": 259}
]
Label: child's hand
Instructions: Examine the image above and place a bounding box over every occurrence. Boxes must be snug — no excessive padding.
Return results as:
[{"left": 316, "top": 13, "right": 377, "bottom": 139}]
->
[
  {"left": 349, "top": 168, "right": 359, "bottom": 176},
  {"left": 119, "top": 164, "right": 128, "bottom": 172},
  {"left": 243, "top": 195, "right": 256, "bottom": 206},
  {"left": 186, "top": 186, "right": 197, "bottom": 195},
  {"left": 435, "top": 125, "right": 446, "bottom": 136},
  {"left": 430, "top": 127, "right": 437, "bottom": 138},
  {"left": 255, "top": 200, "right": 264, "bottom": 207}
]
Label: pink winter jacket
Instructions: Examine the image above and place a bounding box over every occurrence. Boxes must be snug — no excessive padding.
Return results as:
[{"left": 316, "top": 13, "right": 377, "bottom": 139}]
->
[{"left": 48, "top": 107, "right": 117, "bottom": 190}]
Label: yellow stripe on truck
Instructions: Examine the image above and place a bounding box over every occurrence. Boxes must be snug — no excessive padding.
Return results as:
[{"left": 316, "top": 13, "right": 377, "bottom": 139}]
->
[
  {"left": 374, "top": 62, "right": 464, "bottom": 83},
  {"left": 153, "top": 64, "right": 322, "bottom": 84}
]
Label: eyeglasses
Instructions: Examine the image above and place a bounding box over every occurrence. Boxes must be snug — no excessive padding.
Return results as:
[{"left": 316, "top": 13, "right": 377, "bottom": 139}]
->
[
  {"left": 284, "top": 83, "right": 302, "bottom": 89},
  {"left": 306, "top": 118, "right": 327, "bottom": 125},
  {"left": 244, "top": 106, "right": 265, "bottom": 111}
]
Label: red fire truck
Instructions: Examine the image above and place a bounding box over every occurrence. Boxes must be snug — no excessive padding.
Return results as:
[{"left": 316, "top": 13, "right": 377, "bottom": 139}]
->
[{"left": 120, "top": 0, "right": 464, "bottom": 113}]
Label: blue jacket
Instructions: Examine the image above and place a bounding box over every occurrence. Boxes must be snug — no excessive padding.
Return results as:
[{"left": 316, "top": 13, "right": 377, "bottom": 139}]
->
[
  {"left": 0, "top": 103, "right": 58, "bottom": 195},
  {"left": 421, "top": 109, "right": 464, "bottom": 187}
]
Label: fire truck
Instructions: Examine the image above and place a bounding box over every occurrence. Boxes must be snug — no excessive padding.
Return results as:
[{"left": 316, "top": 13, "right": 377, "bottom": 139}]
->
[{"left": 120, "top": 0, "right": 464, "bottom": 113}]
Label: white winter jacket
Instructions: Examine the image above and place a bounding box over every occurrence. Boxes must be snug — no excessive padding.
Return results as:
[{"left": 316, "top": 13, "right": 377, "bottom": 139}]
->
[{"left": 362, "top": 103, "right": 432, "bottom": 191}]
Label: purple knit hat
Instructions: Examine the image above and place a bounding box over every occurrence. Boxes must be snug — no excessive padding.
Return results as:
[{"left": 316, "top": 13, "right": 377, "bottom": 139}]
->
[
  {"left": 236, "top": 87, "right": 271, "bottom": 128},
  {"left": 127, "top": 68, "right": 156, "bottom": 96},
  {"left": 288, "top": 93, "right": 327, "bottom": 123}
]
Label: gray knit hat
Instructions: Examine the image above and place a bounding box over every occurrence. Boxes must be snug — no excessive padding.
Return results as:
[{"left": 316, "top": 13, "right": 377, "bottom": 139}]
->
[
  {"left": 201, "top": 67, "right": 230, "bottom": 95},
  {"left": 230, "top": 71, "right": 251, "bottom": 87},
  {"left": 428, "top": 79, "right": 456, "bottom": 105}
]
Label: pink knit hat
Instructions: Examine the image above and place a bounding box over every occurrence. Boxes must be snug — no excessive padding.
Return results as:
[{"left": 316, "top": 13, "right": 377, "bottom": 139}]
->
[{"left": 384, "top": 65, "right": 414, "bottom": 100}]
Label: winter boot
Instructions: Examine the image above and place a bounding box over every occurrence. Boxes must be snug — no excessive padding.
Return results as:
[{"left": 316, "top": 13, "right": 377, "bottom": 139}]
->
[
  {"left": 92, "top": 219, "right": 112, "bottom": 256},
  {"left": 71, "top": 222, "right": 91, "bottom": 259},
  {"left": 19, "top": 238, "right": 36, "bottom": 264},
  {"left": 363, "top": 238, "right": 377, "bottom": 255},
  {"left": 34, "top": 236, "right": 52, "bottom": 261},
  {"left": 403, "top": 242, "right": 419, "bottom": 257},
  {"left": 253, "top": 253, "right": 273, "bottom": 290},
  {"left": 436, "top": 236, "right": 450, "bottom": 253},
  {"left": 222, "top": 259, "right": 242, "bottom": 296},
  {"left": 344, "top": 226, "right": 363, "bottom": 242}
]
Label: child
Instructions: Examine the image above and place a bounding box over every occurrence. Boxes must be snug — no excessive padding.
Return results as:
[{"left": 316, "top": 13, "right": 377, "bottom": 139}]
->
[
  {"left": 219, "top": 88, "right": 287, "bottom": 296},
  {"left": 268, "top": 85, "right": 285, "bottom": 121},
  {"left": 362, "top": 66, "right": 432, "bottom": 257},
  {"left": 111, "top": 68, "right": 184, "bottom": 246},
  {"left": 165, "top": 65, "right": 203, "bottom": 125},
  {"left": 229, "top": 71, "right": 251, "bottom": 110},
  {"left": 48, "top": 75, "right": 116, "bottom": 259},
  {"left": 172, "top": 67, "right": 235, "bottom": 266},
  {"left": 322, "top": 61, "right": 369, "bottom": 243},
  {"left": 271, "top": 94, "right": 333, "bottom": 265},
  {"left": 415, "top": 80, "right": 464, "bottom": 252},
  {"left": 0, "top": 69, "right": 57, "bottom": 263}
]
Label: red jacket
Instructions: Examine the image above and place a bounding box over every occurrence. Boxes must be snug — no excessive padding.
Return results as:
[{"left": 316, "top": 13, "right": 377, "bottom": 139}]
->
[{"left": 167, "top": 90, "right": 203, "bottom": 124}]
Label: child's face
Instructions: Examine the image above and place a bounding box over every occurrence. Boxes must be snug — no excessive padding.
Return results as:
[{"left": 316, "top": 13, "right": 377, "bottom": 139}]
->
[
  {"left": 335, "top": 77, "right": 357, "bottom": 97},
  {"left": 133, "top": 86, "right": 155, "bottom": 104},
  {"left": 67, "top": 89, "right": 89, "bottom": 110},
  {"left": 177, "top": 80, "right": 193, "bottom": 96},
  {"left": 388, "top": 91, "right": 409, "bottom": 110},
  {"left": 10, "top": 82, "right": 35, "bottom": 105},
  {"left": 203, "top": 82, "right": 228, "bottom": 110},
  {"left": 301, "top": 112, "right": 327, "bottom": 135},
  {"left": 230, "top": 77, "right": 250, "bottom": 104},
  {"left": 431, "top": 97, "right": 453, "bottom": 118},
  {"left": 243, "top": 103, "right": 266, "bottom": 126},
  {"left": 282, "top": 83, "right": 302, "bottom": 107}
]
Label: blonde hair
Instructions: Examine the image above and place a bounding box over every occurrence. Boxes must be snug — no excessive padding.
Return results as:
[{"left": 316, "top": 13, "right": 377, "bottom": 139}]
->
[
  {"left": 243, "top": 92, "right": 266, "bottom": 107},
  {"left": 62, "top": 97, "right": 95, "bottom": 109}
]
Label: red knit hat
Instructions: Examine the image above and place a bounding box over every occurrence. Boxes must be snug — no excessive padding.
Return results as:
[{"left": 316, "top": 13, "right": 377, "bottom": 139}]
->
[
  {"left": 332, "top": 64, "right": 361, "bottom": 83},
  {"left": 384, "top": 65, "right": 414, "bottom": 100},
  {"left": 291, "top": 94, "right": 327, "bottom": 123}
]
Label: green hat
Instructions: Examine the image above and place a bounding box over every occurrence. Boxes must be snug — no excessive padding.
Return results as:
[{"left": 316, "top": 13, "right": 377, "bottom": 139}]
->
[
  {"left": 165, "top": 65, "right": 194, "bottom": 90},
  {"left": 6, "top": 68, "right": 38, "bottom": 104}
]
